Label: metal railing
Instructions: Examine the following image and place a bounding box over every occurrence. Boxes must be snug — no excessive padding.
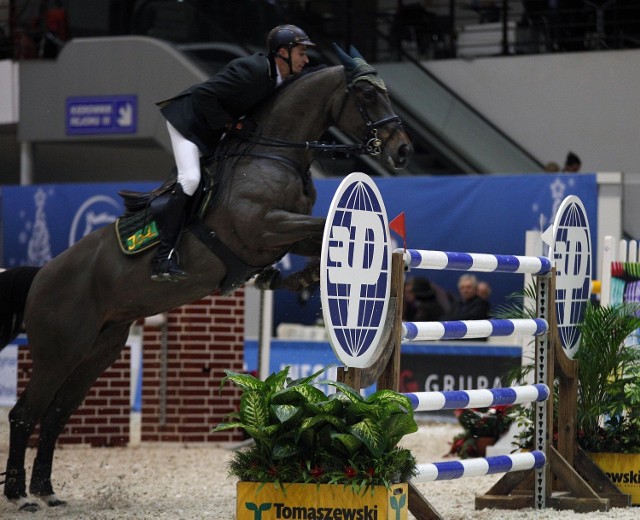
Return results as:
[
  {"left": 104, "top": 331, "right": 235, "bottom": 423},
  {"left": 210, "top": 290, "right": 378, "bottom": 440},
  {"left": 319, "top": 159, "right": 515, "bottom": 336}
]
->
[
  {"left": 280, "top": 0, "right": 640, "bottom": 62},
  {"left": 4, "top": 1, "right": 640, "bottom": 63}
]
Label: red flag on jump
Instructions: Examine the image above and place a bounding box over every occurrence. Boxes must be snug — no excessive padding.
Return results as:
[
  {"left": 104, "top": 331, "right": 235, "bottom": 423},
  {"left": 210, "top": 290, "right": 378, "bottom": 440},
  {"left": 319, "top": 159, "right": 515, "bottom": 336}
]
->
[{"left": 389, "top": 212, "right": 406, "bottom": 251}]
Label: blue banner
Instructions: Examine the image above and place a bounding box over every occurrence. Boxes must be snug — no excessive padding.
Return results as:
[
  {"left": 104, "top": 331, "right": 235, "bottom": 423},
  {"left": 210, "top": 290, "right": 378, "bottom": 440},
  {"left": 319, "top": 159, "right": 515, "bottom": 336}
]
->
[
  {"left": 1, "top": 182, "right": 156, "bottom": 267},
  {"left": 0, "top": 174, "right": 597, "bottom": 323}
]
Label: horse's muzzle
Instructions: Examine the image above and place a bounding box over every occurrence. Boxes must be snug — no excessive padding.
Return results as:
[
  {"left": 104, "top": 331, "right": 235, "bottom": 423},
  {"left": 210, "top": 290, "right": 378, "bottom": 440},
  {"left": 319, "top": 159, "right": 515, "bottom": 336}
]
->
[{"left": 393, "top": 143, "right": 413, "bottom": 169}]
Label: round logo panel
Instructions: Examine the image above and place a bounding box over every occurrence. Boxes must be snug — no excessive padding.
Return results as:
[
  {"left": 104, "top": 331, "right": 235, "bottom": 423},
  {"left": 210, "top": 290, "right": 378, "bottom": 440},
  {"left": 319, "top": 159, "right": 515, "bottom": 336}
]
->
[
  {"left": 550, "top": 196, "right": 592, "bottom": 359},
  {"left": 320, "top": 172, "right": 391, "bottom": 368}
]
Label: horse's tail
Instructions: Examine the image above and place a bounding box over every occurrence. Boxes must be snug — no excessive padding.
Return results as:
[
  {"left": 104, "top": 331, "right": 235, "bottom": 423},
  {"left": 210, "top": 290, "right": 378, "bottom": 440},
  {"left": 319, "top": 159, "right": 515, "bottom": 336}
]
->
[{"left": 0, "top": 266, "right": 41, "bottom": 349}]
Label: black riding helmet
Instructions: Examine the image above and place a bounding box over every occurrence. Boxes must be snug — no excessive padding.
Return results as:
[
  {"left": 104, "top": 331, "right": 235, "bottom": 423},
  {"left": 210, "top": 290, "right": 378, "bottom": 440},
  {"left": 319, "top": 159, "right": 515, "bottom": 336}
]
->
[{"left": 267, "top": 24, "right": 315, "bottom": 75}]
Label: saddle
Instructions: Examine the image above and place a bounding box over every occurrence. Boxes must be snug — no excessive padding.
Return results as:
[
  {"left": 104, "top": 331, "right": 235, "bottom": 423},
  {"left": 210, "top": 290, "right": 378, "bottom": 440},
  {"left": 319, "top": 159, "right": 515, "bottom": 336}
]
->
[
  {"left": 115, "top": 162, "right": 217, "bottom": 255},
  {"left": 115, "top": 155, "right": 266, "bottom": 294}
]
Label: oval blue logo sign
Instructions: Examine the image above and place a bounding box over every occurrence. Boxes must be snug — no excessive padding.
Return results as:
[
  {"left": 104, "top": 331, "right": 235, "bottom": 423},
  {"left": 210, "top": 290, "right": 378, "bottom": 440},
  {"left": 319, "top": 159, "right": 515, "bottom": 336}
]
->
[
  {"left": 320, "top": 173, "right": 391, "bottom": 368},
  {"left": 550, "top": 196, "right": 592, "bottom": 359}
]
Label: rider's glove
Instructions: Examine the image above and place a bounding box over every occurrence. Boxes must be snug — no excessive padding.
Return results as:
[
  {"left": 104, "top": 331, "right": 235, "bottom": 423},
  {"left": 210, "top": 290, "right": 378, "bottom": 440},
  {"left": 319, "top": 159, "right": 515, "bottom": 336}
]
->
[{"left": 227, "top": 119, "right": 256, "bottom": 140}]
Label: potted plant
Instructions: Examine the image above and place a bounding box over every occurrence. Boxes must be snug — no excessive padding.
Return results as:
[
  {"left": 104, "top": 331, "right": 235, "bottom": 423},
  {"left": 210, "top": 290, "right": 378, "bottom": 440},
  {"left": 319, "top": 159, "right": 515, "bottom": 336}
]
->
[
  {"left": 213, "top": 366, "right": 419, "bottom": 519},
  {"left": 448, "top": 405, "right": 514, "bottom": 459},
  {"left": 503, "top": 299, "right": 640, "bottom": 504},
  {"left": 573, "top": 302, "right": 640, "bottom": 452},
  {"left": 572, "top": 301, "right": 640, "bottom": 505}
]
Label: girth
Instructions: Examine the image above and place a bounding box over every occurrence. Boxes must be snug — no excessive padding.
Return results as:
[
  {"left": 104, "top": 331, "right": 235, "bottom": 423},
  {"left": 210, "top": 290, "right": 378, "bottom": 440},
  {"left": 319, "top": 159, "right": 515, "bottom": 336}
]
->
[{"left": 188, "top": 220, "right": 265, "bottom": 295}]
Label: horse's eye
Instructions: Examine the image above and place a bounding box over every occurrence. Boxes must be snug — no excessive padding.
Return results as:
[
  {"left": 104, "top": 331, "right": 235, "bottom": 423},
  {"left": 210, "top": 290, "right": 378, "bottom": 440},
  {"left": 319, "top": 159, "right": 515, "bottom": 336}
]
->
[
  {"left": 356, "top": 83, "right": 376, "bottom": 102},
  {"left": 362, "top": 87, "right": 376, "bottom": 102}
]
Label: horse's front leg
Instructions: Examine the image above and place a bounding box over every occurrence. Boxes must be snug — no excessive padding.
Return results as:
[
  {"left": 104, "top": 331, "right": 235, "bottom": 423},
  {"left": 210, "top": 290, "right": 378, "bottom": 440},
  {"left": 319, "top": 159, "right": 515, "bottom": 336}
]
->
[
  {"left": 254, "top": 211, "right": 325, "bottom": 292},
  {"left": 261, "top": 210, "right": 325, "bottom": 248},
  {"left": 288, "top": 235, "right": 323, "bottom": 258},
  {"left": 255, "top": 258, "right": 320, "bottom": 292}
]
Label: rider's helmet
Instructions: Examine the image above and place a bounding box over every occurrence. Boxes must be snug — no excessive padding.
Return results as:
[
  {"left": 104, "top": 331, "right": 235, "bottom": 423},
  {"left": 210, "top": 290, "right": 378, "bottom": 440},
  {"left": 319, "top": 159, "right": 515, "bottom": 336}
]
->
[{"left": 267, "top": 25, "right": 316, "bottom": 54}]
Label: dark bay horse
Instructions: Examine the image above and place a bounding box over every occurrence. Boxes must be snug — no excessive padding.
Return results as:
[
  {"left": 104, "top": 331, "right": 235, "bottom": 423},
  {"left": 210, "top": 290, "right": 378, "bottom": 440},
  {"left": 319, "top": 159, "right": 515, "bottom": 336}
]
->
[{"left": 0, "top": 47, "right": 412, "bottom": 512}]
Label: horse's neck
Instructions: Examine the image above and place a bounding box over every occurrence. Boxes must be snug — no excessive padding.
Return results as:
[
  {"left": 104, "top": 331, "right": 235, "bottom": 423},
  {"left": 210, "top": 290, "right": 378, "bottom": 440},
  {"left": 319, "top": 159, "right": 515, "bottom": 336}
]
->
[{"left": 258, "top": 67, "right": 344, "bottom": 141}]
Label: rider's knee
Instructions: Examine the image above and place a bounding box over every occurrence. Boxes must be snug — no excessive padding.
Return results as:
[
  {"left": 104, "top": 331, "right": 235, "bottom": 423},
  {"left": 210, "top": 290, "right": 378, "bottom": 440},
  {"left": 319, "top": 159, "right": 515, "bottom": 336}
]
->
[{"left": 177, "top": 174, "right": 200, "bottom": 196}]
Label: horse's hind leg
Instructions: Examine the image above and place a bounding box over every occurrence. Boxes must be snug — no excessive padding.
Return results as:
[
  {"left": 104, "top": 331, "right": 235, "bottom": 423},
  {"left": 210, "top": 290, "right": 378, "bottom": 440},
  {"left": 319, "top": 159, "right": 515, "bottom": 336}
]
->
[
  {"left": 4, "top": 363, "right": 81, "bottom": 510},
  {"left": 28, "top": 323, "right": 132, "bottom": 507},
  {"left": 3, "top": 391, "right": 41, "bottom": 511}
]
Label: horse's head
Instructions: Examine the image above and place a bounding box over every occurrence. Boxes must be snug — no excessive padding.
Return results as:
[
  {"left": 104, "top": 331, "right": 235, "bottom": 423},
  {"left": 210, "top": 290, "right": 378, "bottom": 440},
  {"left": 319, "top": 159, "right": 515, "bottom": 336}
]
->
[{"left": 332, "top": 45, "right": 413, "bottom": 170}]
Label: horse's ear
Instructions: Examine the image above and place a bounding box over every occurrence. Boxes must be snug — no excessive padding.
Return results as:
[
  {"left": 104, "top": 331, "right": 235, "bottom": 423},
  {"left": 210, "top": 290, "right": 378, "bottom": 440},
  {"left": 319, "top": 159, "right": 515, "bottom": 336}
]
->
[
  {"left": 332, "top": 42, "right": 357, "bottom": 72},
  {"left": 334, "top": 42, "right": 380, "bottom": 86},
  {"left": 349, "top": 45, "right": 366, "bottom": 61}
]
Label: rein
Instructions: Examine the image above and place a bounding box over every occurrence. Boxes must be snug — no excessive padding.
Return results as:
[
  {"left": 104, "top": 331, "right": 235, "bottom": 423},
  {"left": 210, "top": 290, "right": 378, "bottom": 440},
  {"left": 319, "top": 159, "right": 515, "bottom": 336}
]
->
[
  {"left": 241, "top": 134, "right": 372, "bottom": 155},
  {"left": 237, "top": 79, "right": 403, "bottom": 157}
]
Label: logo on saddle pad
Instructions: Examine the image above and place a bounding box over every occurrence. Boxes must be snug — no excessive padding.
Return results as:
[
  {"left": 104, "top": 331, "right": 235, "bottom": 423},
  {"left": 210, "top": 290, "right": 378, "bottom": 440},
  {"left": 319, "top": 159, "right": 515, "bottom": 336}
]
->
[
  {"left": 320, "top": 172, "right": 391, "bottom": 368},
  {"left": 115, "top": 213, "right": 160, "bottom": 254}
]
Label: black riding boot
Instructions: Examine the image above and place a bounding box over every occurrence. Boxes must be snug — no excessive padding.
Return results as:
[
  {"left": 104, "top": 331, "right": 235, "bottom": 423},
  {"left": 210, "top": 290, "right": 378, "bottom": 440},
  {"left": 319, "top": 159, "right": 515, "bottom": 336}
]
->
[{"left": 151, "top": 184, "right": 190, "bottom": 282}]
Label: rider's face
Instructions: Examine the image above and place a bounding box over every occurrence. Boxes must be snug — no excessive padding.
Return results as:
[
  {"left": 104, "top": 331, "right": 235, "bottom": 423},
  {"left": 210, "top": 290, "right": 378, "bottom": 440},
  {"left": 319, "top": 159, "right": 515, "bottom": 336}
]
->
[{"left": 278, "top": 45, "right": 310, "bottom": 77}]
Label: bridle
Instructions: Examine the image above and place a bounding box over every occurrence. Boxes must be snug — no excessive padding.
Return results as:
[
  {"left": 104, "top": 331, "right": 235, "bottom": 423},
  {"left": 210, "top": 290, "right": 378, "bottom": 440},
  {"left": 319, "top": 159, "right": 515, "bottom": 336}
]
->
[
  {"left": 231, "top": 77, "right": 404, "bottom": 158},
  {"left": 335, "top": 78, "right": 404, "bottom": 156}
]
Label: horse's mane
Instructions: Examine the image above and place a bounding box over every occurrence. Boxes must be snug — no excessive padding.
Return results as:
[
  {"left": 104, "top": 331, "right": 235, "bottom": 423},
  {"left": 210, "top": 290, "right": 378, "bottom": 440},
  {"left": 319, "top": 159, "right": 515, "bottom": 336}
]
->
[
  {"left": 285, "top": 64, "right": 331, "bottom": 86},
  {"left": 248, "top": 64, "right": 344, "bottom": 120},
  {"left": 212, "top": 64, "right": 345, "bottom": 166}
]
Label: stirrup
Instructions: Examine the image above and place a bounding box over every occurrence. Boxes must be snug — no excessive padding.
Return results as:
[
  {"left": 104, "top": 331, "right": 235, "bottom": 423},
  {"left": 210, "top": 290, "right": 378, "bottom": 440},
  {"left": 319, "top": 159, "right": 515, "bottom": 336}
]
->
[{"left": 151, "top": 250, "right": 189, "bottom": 282}]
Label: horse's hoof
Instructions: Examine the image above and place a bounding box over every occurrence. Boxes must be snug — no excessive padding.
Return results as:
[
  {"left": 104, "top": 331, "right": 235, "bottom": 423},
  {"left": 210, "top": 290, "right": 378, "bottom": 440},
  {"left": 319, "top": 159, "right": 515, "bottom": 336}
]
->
[
  {"left": 254, "top": 268, "right": 281, "bottom": 290},
  {"left": 10, "top": 496, "right": 40, "bottom": 512},
  {"left": 37, "top": 493, "right": 67, "bottom": 507},
  {"left": 19, "top": 502, "right": 40, "bottom": 512},
  {"left": 151, "top": 271, "right": 187, "bottom": 282},
  {"left": 151, "top": 272, "right": 174, "bottom": 282}
]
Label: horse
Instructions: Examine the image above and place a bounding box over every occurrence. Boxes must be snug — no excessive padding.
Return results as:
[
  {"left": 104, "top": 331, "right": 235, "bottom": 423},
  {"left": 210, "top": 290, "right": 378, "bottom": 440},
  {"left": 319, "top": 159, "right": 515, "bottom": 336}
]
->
[{"left": 0, "top": 46, "right": 412, "bottom": 512}]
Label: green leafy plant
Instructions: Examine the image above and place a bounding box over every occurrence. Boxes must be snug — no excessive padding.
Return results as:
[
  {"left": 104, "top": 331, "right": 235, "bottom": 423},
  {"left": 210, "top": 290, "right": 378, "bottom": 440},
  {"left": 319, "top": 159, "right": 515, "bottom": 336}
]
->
[
  {"left": 500, "top": 298, "right": 640, "bottom": 454},
  {"left": 448, "top": 406, "right": 514, "bottom": 459},
  {"left": 574, "top": 302, "right": 640, "bottom": 453},
  {"left": 212, "top": 366, "right": 419, "bottom": 491}
]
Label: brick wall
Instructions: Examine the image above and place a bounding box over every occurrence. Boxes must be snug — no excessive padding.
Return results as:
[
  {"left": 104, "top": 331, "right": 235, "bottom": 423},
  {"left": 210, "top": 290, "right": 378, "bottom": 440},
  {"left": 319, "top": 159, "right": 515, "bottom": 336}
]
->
[
  {"left": 18, "top": 348, "right": 132, "bottom": 447},
  {"left": 140, "top": 291, "right": 245, "bottom": 443},
  {"left": 17, "top": 291, "right": 245, "bottom": 446}
]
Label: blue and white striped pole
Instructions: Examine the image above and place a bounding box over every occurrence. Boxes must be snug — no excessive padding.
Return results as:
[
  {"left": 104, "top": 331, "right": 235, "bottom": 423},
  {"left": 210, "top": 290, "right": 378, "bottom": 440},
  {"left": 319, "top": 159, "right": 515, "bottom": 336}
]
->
[
  {"left": 402, "top": 318, "right": 548, "bottom": 341},
  {"left": 400, "top": 249, "right": 552, "bottom": 275},
  {"left": 413, "top": 451, "right": 546, "bottom": 482},
  {"left": 403, "top": 384, "right": 549, "bottom": 412}
]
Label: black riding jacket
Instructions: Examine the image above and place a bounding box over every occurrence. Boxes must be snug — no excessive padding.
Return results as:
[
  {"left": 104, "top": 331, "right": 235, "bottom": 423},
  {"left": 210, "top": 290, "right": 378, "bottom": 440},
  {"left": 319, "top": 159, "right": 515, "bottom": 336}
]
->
[{"left": 157, "top": 53, "right": 279, "bottom": 156}]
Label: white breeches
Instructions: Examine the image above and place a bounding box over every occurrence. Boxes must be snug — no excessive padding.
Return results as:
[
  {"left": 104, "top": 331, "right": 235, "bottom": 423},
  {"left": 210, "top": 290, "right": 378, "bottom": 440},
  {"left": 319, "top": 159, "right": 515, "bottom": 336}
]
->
[{"left": 167, "top": 121, "right": 201, "bottom": 196}]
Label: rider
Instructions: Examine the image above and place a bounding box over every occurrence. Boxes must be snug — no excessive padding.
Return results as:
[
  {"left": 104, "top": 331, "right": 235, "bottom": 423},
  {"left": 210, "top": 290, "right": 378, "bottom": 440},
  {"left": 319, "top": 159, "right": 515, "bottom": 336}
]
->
[{"left": 151, "top": 24, "right": 316, "bottom": 282}]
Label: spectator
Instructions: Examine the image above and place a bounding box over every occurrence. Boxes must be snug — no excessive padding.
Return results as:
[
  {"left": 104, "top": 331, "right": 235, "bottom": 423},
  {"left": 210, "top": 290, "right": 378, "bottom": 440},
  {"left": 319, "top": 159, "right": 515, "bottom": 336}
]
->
[
  {"left": 444, "top": 274, "right": 490, "bottom": 321},
  {"left": 403, "top": 276, "right": 444, "bottom": 322},
  {"left": 544, "top": 161, "right": 560, "bottom": 172},
  {"left": 477, "top": 280, "right": 492, "bottom": 318},
  {"left": 562, "top": 151, "right": 581, "bottom": 172},
  {"left": 477, "top": 280, "right": 492, "bottom": 303}
]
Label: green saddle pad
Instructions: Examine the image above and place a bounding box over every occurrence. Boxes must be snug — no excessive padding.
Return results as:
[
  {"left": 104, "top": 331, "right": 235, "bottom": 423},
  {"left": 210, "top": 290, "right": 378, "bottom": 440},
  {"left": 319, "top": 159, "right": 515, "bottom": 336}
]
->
[{"left": 115, "top": 212, "right": 160, "bottom": 255}]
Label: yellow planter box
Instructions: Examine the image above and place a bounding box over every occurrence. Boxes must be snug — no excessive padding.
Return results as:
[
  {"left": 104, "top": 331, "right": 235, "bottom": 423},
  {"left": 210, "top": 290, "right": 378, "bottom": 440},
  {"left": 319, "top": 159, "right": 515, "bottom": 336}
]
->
[
  {"left": 237, "top": 481, "right": 408, "bottom": 520},
  {"left": 589, "top": 452, "right": 640, "bottom": 505}
]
